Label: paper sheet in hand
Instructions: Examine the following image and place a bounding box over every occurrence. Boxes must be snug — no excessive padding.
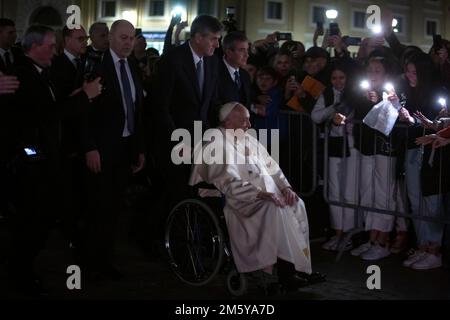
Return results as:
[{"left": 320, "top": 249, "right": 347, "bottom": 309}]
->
[{"left": 363, "top": 92, "right": 401, "bottom": 136}]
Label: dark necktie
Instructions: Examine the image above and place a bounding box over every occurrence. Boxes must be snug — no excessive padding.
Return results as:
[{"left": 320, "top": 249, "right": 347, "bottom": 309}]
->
[
  {"left": 119, "top": 59, "right": 135, "bottom": 134},
  {"left": 73, "top": 57, "right": 82, "bottom": 71},
  {"left": 4, "top": 51, "right": 13, "bottom": 72},
  {"left": 73, "top": 57, "right": 84, "bottom": 87},
  {"left": 196, "top": 59, "right": 204, "bottom": 97},
  {"left": 234, "top": 70, "right": 241, "bottom": 89}
]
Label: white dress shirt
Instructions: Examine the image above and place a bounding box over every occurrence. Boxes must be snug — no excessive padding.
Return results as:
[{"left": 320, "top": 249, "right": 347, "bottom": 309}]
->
[
  {"left": 0, "top": 47, "right": 14, "bottom": 66},
  {"left": 110, "top": 48, "right": 136, "bottom": 137},
  {"left": 63, "top": 49, "right": 80, "bottom": 68},
  {"left": 223, "top": 57, "right": 240, "bottom": 82}
]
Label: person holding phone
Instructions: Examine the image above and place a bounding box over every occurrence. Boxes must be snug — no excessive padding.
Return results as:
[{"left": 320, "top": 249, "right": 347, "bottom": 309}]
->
[
  {"left": 311, "top": 64, "right": 356, "bottom": 252},
  {"left": 350, "top": 55, "right": 401, "bottom": 261},
  {"left": 395, "top": 52, "right": 449, "bottom": 269}
]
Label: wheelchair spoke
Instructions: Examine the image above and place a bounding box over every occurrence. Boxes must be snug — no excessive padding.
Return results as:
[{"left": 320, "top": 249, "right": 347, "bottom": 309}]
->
[{"left": 166, "top": 199, "right": 225, "bottom": 285}]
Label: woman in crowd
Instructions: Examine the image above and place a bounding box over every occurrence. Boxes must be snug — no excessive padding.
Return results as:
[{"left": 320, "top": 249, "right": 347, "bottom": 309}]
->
[
  {"left": 350, "top": 54, "right": 403, "bottom": 261},
  {"left": 311, "top": 63, "right": 356, "bottom": 251}
]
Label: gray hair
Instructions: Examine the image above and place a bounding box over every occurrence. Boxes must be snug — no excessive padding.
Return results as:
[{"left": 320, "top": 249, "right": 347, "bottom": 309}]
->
[
  {"left": 21, "top": 24, "right": 54, "bottom": 53},
  {"left": 222, "top": 32, "right": 248, "bottom": 52},
  {"left": 88, "top": 22, "right": 108, "bottom": 36}
]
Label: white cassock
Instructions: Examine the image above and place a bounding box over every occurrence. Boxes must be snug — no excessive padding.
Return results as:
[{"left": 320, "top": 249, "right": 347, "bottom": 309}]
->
[{"left": 189, "top": 128, "right": 312, "bottom": 274}]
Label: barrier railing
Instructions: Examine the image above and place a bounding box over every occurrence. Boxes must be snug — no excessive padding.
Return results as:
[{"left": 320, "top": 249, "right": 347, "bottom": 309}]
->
[{"left": 321, "top": 120, "right": 450, "bottom": 261}]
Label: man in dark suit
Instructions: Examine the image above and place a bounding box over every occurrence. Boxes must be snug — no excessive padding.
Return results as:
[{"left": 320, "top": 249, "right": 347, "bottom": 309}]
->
[
  {"left": 81, "top": 20, "right": 145, "bottom": 280},
  {"left": 8, "top": 25, "right": 91, "bottom": 296},
  {"left": 148, "top": 15, "right": 222, "bottom": 251},
  {"left": 0, "top": 18, "right": 25, "bottom": 74},
  {"left": 217, "top": 32, "right": 252, "bottom": 118},
  {"left": 86, "top": 22, "right": 109, "bottom": 57},
  {"left": 50, "top": 25, "right": 102, "bottom": 257}
]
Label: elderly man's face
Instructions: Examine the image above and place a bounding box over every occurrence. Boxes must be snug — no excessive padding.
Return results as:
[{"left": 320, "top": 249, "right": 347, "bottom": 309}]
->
[
  {"left": 225, "top": 105, "right": 252, "bottom": 132},
  {"left": 225, "top": 40, "right": 249, "bottom": 68},
  {"left": 109, "top": 23, "right": 135, "bottom": 58},
  {"left": 32, "top": 32, "right": 56, "bottom": 67},
  {"left": 91, "top": 25, "right": 109, "bottom": 51}
]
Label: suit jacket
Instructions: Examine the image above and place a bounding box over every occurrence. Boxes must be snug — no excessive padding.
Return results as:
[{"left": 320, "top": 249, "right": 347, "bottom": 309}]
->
[
  {"left": 81, "top": 49, "right": 145, "bottom": 164},
  {"left": 217, "top": 59, "right": 251, "bottom": 108},
  {"left": 152, "top": 41, "right": 219, "bottom": 150},
  {"left": 13, "top": 57, "right": 63, "bottom": 169},
  {"left": 50, "top": 53, "right": 90, "bottom": 156},
  {"left": 0, "top": 46, "right": 26, "bottom": 74}
]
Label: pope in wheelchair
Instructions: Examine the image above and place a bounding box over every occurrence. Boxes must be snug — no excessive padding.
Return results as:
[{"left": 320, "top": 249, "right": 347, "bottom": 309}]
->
[{"left": 189, "top": 102, "right": 325, "bottom": 290}]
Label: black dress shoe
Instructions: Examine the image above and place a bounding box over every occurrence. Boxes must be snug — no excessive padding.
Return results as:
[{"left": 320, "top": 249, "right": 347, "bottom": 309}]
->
[
  {"left": 279, "top": 273, "right": 309, "bottom": 291},
  {"left": 296, "top": 271, "right": 326, "bottom": 284}
]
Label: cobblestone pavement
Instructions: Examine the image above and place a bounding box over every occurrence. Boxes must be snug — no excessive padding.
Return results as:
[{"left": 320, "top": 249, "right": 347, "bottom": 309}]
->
[{"left": 1, "top": 219, "right": 449, "bottom": 301}]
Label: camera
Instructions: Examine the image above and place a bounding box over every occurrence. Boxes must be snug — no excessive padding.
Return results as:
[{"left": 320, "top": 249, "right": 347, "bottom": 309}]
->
[
  {"left": 277, "top": 32, "right": 292, "bottom": 41},
  {"left": 343, "top": 36, "right": 362, "bottom": 47},
  {"left": 329, "top": 23, "right": 340, "bottom": 36},
  {"left": 226, "top": 6, "right": 236, "bottom": 18},
  {"left": 223, "top": 6, "right": 238, "bottom": 33},
  {"left": 84, "top": 49, "right": 102, "bottom": 81},
  {"left": 21, "top": 146, "right": 44, "bottom": 162}
]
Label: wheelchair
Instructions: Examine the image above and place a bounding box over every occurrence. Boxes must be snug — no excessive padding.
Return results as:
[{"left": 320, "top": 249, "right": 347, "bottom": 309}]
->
[{"left": 164, "top": 186, "right": 251, "bottom": 297}]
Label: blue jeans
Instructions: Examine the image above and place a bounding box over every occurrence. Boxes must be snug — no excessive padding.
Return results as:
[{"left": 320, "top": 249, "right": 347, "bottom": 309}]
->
[{"left": 405, "top": 148, "right": 445, "bottom": 246}]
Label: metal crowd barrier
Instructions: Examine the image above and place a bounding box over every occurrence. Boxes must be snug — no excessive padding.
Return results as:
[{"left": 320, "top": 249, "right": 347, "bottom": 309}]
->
[
  {"left": 321, "top": 120, "right": 450, "bottom": 261},
  {"left": 277, "top": 110, "right": 319, "bottom": 197}
]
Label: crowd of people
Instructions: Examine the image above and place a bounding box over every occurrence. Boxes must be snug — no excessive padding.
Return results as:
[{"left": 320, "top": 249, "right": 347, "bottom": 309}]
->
[{"left": 1, "top": 10, "right": 450, "bottom": 297}]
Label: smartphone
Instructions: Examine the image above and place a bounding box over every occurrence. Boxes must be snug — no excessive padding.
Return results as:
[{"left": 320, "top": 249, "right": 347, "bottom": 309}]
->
[
  {"left": 329, "top": 23, "right": 340, "bottom": 36},
  {"left": 24, "top": 147, "right": 37, "bottom": 156},
  {"left": 316, "top": 22, "right": 324, "bottom": 36},
  {"left": 433, "top": 34, "right": 442, "bottom": 50},
  {"left": 226, "top": 6, "right": 236, "bottom": 16},
  {"left": 277, "top": 32, "right": 292, "bottom": 41},
  {"left": 343, "top": 36, "right": 362, "bottom": 46}
]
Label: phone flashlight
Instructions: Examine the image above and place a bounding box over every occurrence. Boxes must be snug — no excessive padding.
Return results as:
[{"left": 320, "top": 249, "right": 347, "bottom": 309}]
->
[{"left": 360, "top": 80, "right": 370, "bottom": 90}]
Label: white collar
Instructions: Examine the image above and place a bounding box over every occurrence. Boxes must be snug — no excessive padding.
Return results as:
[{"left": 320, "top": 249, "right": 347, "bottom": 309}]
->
[
  {"left": 33, "top": 63, "right": 43, "bottom": 74},
  {"left": 64, "top": 49, "right": 78, "bottom": 63},
  {"left": 332, "top": 88, "right": 342, "bottom": 95},
  {"left": 188, "top": 41, "right": 203, "bottom": 65},
  {"left": 223, "top": 57, "right": 239, "bottom": 75},
  {"left": 110, "top": 48, "right": 127, "bottom": 65}
]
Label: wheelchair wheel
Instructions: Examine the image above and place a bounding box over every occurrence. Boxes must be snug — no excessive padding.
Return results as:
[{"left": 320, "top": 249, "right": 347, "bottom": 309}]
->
[
  {"left": 165, "top": 199, "right": 224, "bottom": 286},
  {"left": 226, "top": 268, "right": 248, "bottom": 297}
]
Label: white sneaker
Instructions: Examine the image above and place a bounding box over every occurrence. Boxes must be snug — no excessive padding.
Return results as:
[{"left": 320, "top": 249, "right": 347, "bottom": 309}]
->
[
  {"left": 322, "top": 236, "right": 340, "bottom": 251},
  {"left": 411, "top": 253, "right": 442, "bottom": 270},
  {"left": 402, "top": 250, "right": 427, "bottom": 268},
  {"left": 360, "top": 244, "right": 390, "bottom": 261},
  {"left": 350, "top": 242, "right": 371, "bottom": 256}
]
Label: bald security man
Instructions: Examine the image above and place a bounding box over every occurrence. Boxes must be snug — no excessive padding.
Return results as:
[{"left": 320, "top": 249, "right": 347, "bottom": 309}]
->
[{"left": 81, "top": 20, "right": 146, "bottom": 281}]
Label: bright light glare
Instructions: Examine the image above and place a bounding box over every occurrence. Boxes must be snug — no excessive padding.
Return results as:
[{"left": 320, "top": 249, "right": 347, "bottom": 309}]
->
[
  {"left": 122, "top": 11, "right": 137, "bottom": 26},
  {"left": 384, "top": 83, "right": 395, "bottom": 92},
  {"left": 326, "top": 10, "right": 338, "bottom": 20},
  {"left": 372, "top": 25, "right": 383, "bottom": 34},
  {"left": 172, "top": 6, "right": 184, "bottom": 16},
  {"left": 360, "top": 80, "right": 370, "bottom": 90}
]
